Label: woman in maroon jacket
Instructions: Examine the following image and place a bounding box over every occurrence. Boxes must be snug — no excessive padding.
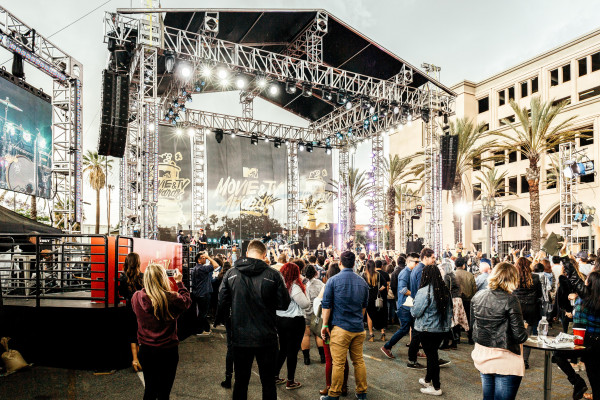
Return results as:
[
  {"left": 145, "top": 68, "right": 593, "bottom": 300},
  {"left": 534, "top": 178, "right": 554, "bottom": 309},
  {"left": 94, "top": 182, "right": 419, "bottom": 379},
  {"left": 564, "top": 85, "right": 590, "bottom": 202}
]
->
[{"left": 132, "top": 264, "right": 191, "bottom": 400}]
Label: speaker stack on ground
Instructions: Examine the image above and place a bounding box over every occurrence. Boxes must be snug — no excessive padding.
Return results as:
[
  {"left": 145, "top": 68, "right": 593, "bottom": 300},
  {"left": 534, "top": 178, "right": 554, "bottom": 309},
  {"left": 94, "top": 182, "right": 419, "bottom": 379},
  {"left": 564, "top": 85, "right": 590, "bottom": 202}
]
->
[
  {"left": 441, "top": 134, "right": 459, "bottom": 190},
  {"left": 98, "top": 69, "right": 130, "bottom": 158}
]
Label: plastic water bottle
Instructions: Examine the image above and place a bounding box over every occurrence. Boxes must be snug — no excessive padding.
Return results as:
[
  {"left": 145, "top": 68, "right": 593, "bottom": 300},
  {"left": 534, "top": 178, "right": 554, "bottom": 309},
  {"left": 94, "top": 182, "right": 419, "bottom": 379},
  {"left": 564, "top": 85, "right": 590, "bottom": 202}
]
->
[{"left": 538, "top": 316, "right": 549, "bottom": 339}]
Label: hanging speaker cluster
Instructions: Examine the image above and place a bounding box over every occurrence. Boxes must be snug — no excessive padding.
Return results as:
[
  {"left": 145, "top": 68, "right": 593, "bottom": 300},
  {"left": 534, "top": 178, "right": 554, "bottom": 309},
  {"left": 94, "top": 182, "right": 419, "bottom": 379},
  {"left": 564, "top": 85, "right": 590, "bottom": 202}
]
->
[
  {"left": 441, "top": 134, "right": 459, "bottom": 190},
  {"left": 98, "top": 69, "right": 130, "bottom": 157}
]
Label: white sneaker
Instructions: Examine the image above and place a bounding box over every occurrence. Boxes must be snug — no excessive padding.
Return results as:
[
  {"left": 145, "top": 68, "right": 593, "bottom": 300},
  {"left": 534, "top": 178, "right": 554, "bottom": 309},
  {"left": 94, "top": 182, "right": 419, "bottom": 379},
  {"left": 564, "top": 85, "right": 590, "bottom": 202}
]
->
[
  {"left": 419, "top": 378, "right": 432, "bottom": 388},
  {"left": 196, "top": 331, "right": 211, "bottom": 336},
  {"left": 420, "top": 386, "right": 442, "bottom": 396}
]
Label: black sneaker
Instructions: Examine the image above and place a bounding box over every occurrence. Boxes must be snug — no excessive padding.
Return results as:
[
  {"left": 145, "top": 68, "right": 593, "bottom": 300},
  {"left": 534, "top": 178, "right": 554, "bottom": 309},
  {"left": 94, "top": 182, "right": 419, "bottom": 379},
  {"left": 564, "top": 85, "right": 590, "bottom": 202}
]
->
[
  {"left": 573, "top": 378, "right": 587, "bottom": 400},
  {"left": 220, "top": 378, "right": 232, "bottom": 389},
  {"left": 406, "top": 361, "right": 426, "bottom": 369},
  {"left": 438, "top": 358, "right": 451, "bottom": 367}
]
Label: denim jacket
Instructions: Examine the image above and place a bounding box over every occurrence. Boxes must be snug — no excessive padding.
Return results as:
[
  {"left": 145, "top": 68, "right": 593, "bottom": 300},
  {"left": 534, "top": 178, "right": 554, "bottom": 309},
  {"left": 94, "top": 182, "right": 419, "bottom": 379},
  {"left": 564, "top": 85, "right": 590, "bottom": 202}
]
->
[{"left": 411, "top": 284, "right": 453, "bottom": 333}]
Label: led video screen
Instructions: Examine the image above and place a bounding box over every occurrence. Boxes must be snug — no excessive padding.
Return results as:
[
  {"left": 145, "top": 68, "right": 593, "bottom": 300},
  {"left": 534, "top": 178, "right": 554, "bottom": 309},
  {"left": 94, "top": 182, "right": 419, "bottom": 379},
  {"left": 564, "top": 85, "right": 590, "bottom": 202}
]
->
[{"left": 0, "top": 75, "right": 52, "bottom": 198}]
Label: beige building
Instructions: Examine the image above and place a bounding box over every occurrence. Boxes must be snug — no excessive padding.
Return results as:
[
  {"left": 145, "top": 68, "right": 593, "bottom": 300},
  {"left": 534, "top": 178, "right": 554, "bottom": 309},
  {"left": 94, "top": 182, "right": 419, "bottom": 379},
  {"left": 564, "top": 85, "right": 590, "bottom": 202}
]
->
[{"left": 389, "top": 28, "right": 600, "bottom": 254}]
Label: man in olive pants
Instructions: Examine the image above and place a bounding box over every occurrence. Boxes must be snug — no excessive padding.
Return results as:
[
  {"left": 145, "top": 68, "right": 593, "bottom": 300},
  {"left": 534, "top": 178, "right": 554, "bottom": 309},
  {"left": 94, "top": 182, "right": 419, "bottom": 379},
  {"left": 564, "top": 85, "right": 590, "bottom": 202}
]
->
[{"left": 320, "top": 251, "right": 369, "bottom": 400}]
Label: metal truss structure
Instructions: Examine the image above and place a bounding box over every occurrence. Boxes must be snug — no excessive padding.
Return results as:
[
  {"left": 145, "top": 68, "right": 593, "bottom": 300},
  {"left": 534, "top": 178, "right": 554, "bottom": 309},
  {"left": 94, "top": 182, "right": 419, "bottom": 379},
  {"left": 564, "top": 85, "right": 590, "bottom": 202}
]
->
[
  {"left": 559, "top": 142, "right": 578, "bottom": 249},
  {"left": 337, "top": 148, "right": 350, "bottom": 245},
  {"left": 192, "top": 128, "right": 207, "bottom": 231},
  {"left": 287, "top": 143, "right": 299, "bottom": 239},
  {"left": 0, "top": 6, "right": 83, "bottom": 232},
  {"left": 370, "top": 133, "right": 386, "bottom": 251},
  {"left": 105, "top": 10, "right": 455, "bottom": 241}
]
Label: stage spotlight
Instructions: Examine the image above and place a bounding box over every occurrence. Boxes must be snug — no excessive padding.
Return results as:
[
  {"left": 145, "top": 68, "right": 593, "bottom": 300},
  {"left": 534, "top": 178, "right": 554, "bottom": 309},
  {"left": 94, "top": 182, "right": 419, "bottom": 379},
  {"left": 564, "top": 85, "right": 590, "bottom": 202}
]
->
[
  {"left": 201, "top": 64, "right": 212, "bottom": 78},
  {"left": 564, "top": 160, "right": 594, "bottom": 178},
  {"left": 302, "top": 84, "right": 313, "bottom": 97},
  {"left": 264, "top": 137, "right": 270, "bottom": 142},
  {"left": 230, "top": 130, "right": 236, "bottom": 137},
  {"left": 195, "top": 81, "right": 206, "bottom": 92},
  {"left": 322, "top": 88, "right": 333, "bottom": 101},
  {"left": 256, "top": 76, "right": 268, "bottom": 89},
  {"left": 173, "top": 99, "right": 179, "bottom": 108},
  {"left": 38, "top": 137, "right": 47, "bottom": 148},
  {"left": 298, "top": 141, "right": 305, "bottom": 151},
  {"left": 235, "top": 75, "right": 247, "bottom": 89},
  {"left": 176, "top": 128, "right": 183, "bottom": 136},
  {"left": 392, "top": 101, "right": 400, "bottom": 114},
  {"left": 348, "top": 128, "right": 353, "bottom": 137},
  {"left": 148, "top": 123, "right": 155, "bottom": 131},
  {"left": 168, "top": 108, "right": 174, "bottom": 116},
  {"left": 361, "top": 97, "right": 371, "bottom": 110},
  {"left": 401, "top": 104, "right": 410, "bottom": 117},
  {"left": 285, "top": 80, "right": 297, "bottom": 94},
  {"left": 325, "top": 145, "right": 332, "bottom": 155},
  {"left": 421, "top": 108, "right": 430, "bottom": 123},
  {"left": 337, "top": 91, "right": 348, "bottom": 105},
  {"left": 269, "top": 83, "right": 279, "bottom": 96},
  {"left": 164, "top": 51, "right": 175, "bottom": 73},
  {"left": 345, "top": 99, "right": 353, "bottom": 110},
  {"left": 214, "top": 129, "right": 224, "bottom": 143},
  {"left": 372, "top": 114, "right": 378, "bottom": 122},
  {"left": 178, "top": 63, "right": 193, "bottom": 79},
  {"left": 171, "top": 119, "right": 177, "bottom": 126},
  {"left": 274, "top": 139, "right": 282, "bottom": 148},
  {"left": 336, "top": 132, "right": 344, "bottom": 140},
  {"left": 180, "top": 104, "right": 186, "bottom": 112},
  {"left": 174, "top": 114, "right": 181, "bottom": 122},
  {"left": 369, "top": 105, "right": 375, "bottom": 115},
  {"left": 217, "top": 66, "right": 229, "bottom": 80},
  {"left": 188, "top": 128, "right": 195, "bottom": 138},
  {"left": 251, "top": 135, "right": 259, "bottom": 145},
  {"left": 306, "top": 142, "right": 313, "bottom": 152}
]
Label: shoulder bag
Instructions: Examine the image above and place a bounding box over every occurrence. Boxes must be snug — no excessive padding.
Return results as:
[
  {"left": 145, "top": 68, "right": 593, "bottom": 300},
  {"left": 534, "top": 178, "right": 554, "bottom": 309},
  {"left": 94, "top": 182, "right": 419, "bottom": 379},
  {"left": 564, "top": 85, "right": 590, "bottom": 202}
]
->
[{"left": 375, "top": 272, "right": 384, "bottom": 309}]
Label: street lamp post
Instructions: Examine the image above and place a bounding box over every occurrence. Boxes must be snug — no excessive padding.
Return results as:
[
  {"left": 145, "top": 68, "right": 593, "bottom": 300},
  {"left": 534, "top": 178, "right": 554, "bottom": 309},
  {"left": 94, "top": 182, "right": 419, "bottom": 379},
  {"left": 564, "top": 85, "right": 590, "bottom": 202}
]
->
[{"left": 481, "top": 196, "right": 502, "bottom": 256}]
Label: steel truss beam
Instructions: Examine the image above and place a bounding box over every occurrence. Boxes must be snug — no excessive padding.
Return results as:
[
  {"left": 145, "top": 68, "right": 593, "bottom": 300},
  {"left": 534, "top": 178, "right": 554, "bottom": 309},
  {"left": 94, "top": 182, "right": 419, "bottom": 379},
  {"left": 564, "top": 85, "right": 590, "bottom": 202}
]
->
[
  {"left": 105, "top": 12, "right": 453, "bottom": 105},
  {"left": 560, "top": 142, "right": 578, "bottom": 249},
  {"left": 337, "top": 148, "right": 349, "bottom": 244},
  {"left": 283, "top": 11, "right": 327, "bottom": 63},
  {"left": 0, "top": 6, "right": 83, "bottom": 232},
  {"left": 192, "top": 128, "right": 207, "bottom": 231},
  {"left": 370, "top": 133, "right": 386, "bottom": 251},
  {"left": 287, "top": 143, "right": 299, "bottom": 240}
]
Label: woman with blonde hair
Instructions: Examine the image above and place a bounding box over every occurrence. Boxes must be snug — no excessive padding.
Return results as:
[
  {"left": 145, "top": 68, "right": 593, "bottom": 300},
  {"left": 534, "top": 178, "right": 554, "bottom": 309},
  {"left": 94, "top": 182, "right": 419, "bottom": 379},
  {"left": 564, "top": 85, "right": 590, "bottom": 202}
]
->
[
  {"left": 471, "top": 262, "right": 529, "bottom": 400},
  {"left": 132, "top": 264, "right": 191, "bottom": 400},
  {"left": 118, "top": 252, "right": 144, "bottom": 371}
]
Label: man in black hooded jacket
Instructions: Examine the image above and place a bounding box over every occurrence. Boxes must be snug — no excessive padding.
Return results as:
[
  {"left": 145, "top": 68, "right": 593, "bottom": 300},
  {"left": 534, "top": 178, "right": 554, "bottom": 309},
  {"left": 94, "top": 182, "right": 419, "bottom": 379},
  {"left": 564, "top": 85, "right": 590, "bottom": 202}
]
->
[{"left": 218, "top": 239, "right": 290, "bottom": 400}]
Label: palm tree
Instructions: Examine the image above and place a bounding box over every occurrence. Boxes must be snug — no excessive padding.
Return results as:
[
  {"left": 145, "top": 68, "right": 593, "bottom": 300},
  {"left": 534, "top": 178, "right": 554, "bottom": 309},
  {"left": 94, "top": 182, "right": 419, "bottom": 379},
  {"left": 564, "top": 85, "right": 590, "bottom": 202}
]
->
[
  {"left": 476, "top": 167, "right": 509, "bottom": 198},
  {"left": 492, "top": 97, "right": 580, "bottom": 252},
  {"left": 383, "top": 155, "right": 416, "bottom": 249},
  {"left": 447, "top": 117, "right": 493, "bottom": 244},
  {"left": 330, "top": 167, "right": 370, "bottom": 236},
  {"left": 83, "top": 151, "right": 113, "bottom": 234}
]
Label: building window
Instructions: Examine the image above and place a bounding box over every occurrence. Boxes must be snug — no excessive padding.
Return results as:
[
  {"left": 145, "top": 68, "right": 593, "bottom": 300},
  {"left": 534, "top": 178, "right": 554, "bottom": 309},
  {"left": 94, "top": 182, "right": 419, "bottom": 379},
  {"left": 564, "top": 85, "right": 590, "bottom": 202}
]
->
[
  {"left": 478, "top": 97, "right": 489, "bottom": 113},
  {"left": 521, "top": 216, "right": 530, "bottom": 226},
  {"left": 550, "top": 68, "right": 559, "bottom": 86},
  {"left": 494, "top": 150, "right": 505, "bottom": 166},
  {"left": 546, "top": 169, "right": 557, "bottom": 189},
  {"left": 498, "top": 89, "right": 506, "bottom": 106},
  {"left": 508, "top": 86, "right": 515, "bottom": 101},
  {"left": 521, "top": 176, "right": 529, "bottom": 193},
  {"left": 592, "top": 52, "right": 600, "bottom": 72},
  {"left": 508, "top": 176, "right": 517, "bottom": 194},
  {"left": 520, "top": 147, "right": 528, "bottom": 160},
  {"left": 520, "top": 81, "right": 528, "bottom": 98},
  {"left": 496, "top": 182, "right": 505, "bottom": 197},
  {"left": 508, "top": 150, "right": 517, "bottom": 163},
  {"left": 473, "top": 183, "right": 481, "bottom": 200},
  {"left": 531, "top": 77, "right": 538, "bottom": 93},
  {"left": 579, "top": 85, "right": 600, "bottom": 101},
  {"left": 481, "top": 123, "right": 490, "bottom": 132},
  {"left": 473, "top": 213, "right": 482, "bottom": 231},
  {"left": 499, "top": 115, "right": 515, "bottom": 126},
  {"left": 579, "top": 125, "right": 594, "bottom": 146},
  {"left": 508, "top": 211, "right": 518, "bottom": 227},
  {"left": 580, "top": 161, "right": 595, "bottom": 183},
  {"left": 473, "top": 155, "right": 481, "bottom": 171},
  {"left": 552, "top": 96, "right": 571, "bottom": 107},
  {"left": 548, "top": 210, "right": 561, "bottom": 224},
  {"left": 562, "top": 64, "right": 571, "bottom": 82},
  {"left": 579, "top": 57, "right": 588, "bottom": 76}
]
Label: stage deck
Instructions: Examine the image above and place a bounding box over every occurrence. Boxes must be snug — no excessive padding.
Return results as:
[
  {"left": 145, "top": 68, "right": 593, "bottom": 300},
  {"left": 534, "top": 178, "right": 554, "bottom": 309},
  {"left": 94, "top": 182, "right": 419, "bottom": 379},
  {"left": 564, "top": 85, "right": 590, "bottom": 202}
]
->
[{"left": 2, "top": 291, "right": 122, "bottom": 308}]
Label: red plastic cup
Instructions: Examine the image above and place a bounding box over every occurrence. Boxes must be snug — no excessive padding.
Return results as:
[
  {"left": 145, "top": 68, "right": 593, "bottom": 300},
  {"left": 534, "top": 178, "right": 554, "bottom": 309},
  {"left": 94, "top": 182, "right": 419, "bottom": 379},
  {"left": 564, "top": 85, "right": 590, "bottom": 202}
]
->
[{"left": 573, "top": 328, "right": 586, "bottom": 346}]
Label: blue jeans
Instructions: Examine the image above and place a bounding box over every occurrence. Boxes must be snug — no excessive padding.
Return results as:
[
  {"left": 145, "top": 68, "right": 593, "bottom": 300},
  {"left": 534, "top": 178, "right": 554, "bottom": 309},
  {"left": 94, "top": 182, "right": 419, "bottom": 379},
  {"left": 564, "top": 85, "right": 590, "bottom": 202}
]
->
[
  {"left": 383, "top": 307, "right": 412, "bottom": 349},
  {"left": 481, "top": 373, "right": 522, "bottom": 400}
]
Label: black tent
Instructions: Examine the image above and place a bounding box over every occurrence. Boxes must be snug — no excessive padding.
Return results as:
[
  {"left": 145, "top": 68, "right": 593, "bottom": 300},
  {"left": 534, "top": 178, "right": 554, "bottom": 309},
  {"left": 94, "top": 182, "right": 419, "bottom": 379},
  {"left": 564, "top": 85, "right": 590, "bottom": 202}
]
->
[{"left": 0, "top": 205, "right": 62, "bottom": 234}]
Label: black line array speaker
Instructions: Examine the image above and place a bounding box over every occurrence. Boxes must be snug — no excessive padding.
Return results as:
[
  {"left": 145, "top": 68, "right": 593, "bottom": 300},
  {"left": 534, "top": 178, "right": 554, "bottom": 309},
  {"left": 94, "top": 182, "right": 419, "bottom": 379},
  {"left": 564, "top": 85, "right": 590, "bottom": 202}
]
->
[
  {"left": 441, "top": 134, "right": 459, "bottom": 190},
  {"left": 98, "top": 69, "right": 130, "bottom": 157}
]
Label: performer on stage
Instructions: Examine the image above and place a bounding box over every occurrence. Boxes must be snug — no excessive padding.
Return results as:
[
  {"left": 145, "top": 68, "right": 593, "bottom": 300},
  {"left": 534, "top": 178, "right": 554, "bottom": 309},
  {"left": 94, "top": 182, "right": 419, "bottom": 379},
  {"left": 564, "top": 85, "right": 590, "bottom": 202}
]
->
[
  {"left": 345, "top": 235, "right": 355, "bottom": 251},
  {"left": 220, "top": 231, "right": 232, "bottom": 247},
  {"left": 197, "top": 228, "right": 208, "bottom": 251},
  {"left": 262, "top": 232, "right": 272, "bottom": 244},
  {"left": 177, "top": 230, "right": 185, "bottom": 244}
]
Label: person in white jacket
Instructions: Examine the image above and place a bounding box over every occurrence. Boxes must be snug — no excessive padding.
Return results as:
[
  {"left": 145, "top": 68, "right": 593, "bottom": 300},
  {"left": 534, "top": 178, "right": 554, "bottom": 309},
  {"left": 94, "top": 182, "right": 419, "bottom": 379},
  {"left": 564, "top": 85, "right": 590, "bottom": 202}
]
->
[
  {"left": 275, "top": 262, "right": 311, "bottom": 390},
  {"left": 301, "top": 264, "right": 326, "bottom": 365}
]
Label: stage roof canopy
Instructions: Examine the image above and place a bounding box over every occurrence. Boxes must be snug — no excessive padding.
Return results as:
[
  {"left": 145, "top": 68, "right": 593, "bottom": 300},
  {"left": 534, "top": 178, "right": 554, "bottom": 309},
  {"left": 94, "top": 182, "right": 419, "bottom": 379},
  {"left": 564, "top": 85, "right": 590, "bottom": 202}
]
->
[
  {"left": 120, "top": 8, "right": 455, "bottom": 122},
  {"left": 0, "top": 206, "right": 62, "bottom": 234}
]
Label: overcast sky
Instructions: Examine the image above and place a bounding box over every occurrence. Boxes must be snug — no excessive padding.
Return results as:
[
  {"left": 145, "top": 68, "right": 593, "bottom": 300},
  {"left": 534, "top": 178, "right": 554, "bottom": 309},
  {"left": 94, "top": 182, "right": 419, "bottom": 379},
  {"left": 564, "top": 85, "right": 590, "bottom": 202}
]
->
[{"left": 2, "top": 0, "right": 600, "bottom": 227}]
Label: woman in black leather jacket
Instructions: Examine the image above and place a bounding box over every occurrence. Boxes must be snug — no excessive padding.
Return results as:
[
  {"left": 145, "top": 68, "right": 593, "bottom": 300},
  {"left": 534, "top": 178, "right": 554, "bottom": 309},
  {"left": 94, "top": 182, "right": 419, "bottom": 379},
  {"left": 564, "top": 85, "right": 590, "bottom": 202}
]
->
[
  {"left": 471, "top": 262, "right": 528, "bottom": 400},
  {"left": 512, "top": 257, "right": 542, "bottom": 368}
]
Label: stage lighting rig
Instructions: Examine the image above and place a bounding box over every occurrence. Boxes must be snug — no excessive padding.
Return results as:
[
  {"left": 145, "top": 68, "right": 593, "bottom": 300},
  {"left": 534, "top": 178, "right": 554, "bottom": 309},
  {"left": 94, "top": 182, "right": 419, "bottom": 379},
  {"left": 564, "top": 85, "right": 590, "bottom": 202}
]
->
[
  {"left": 563, "top": 159, "right": 594, "bottom": 179},
  {"left": 421, "top": 108, "right": 430, "bottom": 123},
  {"left": 325, "top": 145, "right": 332, "bottom": 155},
  {"left": 306, "top": 142, "right": 313, "bottom": 152},
  {"left": 256, "top": 75, "right": 268, "bottom": 89},
  {"left": 235, "top": 74, "right": 248, "bottom": 89},
  {"left": 217, "top": 66, "right": 229, "bottom": 80},
  {"left": 194, "top": 81, "right": 206, "bottom": 92},
  {"left": 251, "top": 134, "right": 259, "bottom": 145},
  {"left": 164, "top": 50, "right": 175, "bottom": 73},
  {"left": 269, "top": 83, "right": 279, "bottom": 95},
  {"left": 273, "top": 139, "right": 282, "bottom": 148},
  {"left": 322, "top": 88, "right": 333, "bottom": 101},
  {"left": 201, "top": 64, "right": 212, "bottom": 78},
  {"left": 345, "top": 97, "right": 353, "bottom": 110},
  {"left": 302, "top": 84, "right": 313, "bottom": 97},
  {"left": 177, "top": 62, "right": 193, "bottom": 79},
  {"left": 391, "top": 101, "right": 400, "bottom": 114},
  {"left": 337, "top": 91, "right": 348, "bottom": 105},
  {"left": 285, "top": 80, "right": 297, "bottom": 94},
  {"left": 298, "top": 141, "right": 305, "bottom": 151},
  {"left": 214, "top": 129, "right": 224, "bottom": 143}
]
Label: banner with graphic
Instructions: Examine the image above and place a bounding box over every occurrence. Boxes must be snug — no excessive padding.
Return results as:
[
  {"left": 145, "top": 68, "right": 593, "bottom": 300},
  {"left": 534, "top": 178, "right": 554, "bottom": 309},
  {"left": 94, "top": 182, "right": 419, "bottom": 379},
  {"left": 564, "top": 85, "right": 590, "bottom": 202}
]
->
[
  {"left": 157, "top": 125, "right": 192, "bottom": 234},
  {"left": 298, "top": 151, "right": 334, "bottom": 231}
]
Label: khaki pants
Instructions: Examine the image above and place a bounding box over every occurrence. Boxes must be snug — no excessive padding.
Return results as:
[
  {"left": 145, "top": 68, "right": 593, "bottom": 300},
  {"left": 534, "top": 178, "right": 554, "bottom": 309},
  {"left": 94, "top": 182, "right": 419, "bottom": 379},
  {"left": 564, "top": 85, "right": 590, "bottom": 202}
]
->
[{"left": 329, "top": 326, "right": 367, "bottom": 397}]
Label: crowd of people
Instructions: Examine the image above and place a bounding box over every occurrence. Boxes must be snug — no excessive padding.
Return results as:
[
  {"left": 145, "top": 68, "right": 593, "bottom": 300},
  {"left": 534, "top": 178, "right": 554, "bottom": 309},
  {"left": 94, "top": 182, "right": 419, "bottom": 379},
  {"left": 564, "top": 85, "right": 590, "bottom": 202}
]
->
[{"left": 117, "top": 238, "right": 600, "bottom": 400}]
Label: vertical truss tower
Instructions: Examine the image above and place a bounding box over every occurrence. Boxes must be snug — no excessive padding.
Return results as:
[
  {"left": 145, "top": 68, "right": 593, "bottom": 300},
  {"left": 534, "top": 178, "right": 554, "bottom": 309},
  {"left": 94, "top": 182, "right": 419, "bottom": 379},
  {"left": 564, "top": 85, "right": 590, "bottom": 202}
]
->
[
  {"left": 337, "top": 147, "right": 350, "bottom": 246},
  {"left": 371, "top": 133, "right": 386, "bottom": 251},
  {"left": 559, "top": 142, "right": 578, "bottom": 249},
  {"left": 287, "top": 143, "right": 299, "bottom": 239}
]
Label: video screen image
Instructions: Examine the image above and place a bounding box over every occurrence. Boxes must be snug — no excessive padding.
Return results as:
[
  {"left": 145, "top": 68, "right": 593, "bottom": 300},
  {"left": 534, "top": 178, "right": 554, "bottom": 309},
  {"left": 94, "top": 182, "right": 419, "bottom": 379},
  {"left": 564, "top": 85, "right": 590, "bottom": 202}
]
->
[{"left": 0, "top": 76, "right": 52, "bottom": 198}]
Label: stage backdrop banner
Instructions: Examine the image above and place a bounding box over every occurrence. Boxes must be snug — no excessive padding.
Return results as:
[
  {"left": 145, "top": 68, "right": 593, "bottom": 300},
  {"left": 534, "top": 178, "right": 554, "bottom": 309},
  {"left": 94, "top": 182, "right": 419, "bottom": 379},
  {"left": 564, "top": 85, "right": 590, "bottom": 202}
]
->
[
  {"left": 298, "top": 149, "right": 334, "bottom": 240},
  {"left": 0, "top": 75, "right": 52, "bottom": 198},
  {"left": 206, "top": 134, "right": 286, "bottom": 241},
  {"left": 157, "top": 125, "right": 193, "bottom": 236}
]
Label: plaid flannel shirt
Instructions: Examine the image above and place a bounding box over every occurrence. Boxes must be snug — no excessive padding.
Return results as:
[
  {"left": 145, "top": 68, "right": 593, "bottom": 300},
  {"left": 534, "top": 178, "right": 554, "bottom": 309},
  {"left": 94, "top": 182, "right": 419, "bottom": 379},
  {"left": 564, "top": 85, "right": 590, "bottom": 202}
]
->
[{"left": 573, "top": 299, "right": 600, "bottom": 334}]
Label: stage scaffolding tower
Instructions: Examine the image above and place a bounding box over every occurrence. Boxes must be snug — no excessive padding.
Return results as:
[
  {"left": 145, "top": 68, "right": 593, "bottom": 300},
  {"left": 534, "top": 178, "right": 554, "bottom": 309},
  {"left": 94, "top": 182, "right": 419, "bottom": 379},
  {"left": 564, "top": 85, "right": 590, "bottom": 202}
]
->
[
  {"left": 422, "top": 63, "right": 443, "bottom": 256},
  {"left": 192, "top": 129, "right": 207, "bottom": 231},
  {"left": 559, "top": 142, "right": 578, "bottom": 249},
  {"left": 287, "top": 143, "right": 300, "bottom": 241},
  {"left": 371, "top": 132, "right": 386, "bottom": 251},
  {"left": 337, "top": 147, "right": 350, "bottom": 246}
]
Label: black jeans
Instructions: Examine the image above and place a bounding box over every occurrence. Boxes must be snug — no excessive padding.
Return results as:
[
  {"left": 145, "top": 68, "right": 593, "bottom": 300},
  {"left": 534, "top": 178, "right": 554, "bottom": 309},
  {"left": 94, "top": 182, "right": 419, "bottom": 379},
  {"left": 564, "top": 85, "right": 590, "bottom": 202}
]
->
[
  {"left": 138, "top": 345, "right": 179, "bottom": 400},
  {"left": 583, "top": 333, "right": 600, "bottom": 397},
  {"left": 276, "top": 316, "right": 305, "bottom": 381},
  {"left": 408, "top": 327, "right": 421, "bottom": 362},
  {"left": 552, "top": 349, "right": 586, "bottom": 386},
  {"left": 233, "top": 345, "right": 278, "bottom": 400},
  {"left": 463, "top": 299, "right": 473, "bottom": 341},
  {"left": 225, "top": 318, "right": 234, "bottom": 377},
  {"left": 420, "top": 331, "right": 445, "bottom": 390},
  {"left": 192, "top": 295, "right": 211, "bottom": 333}
]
